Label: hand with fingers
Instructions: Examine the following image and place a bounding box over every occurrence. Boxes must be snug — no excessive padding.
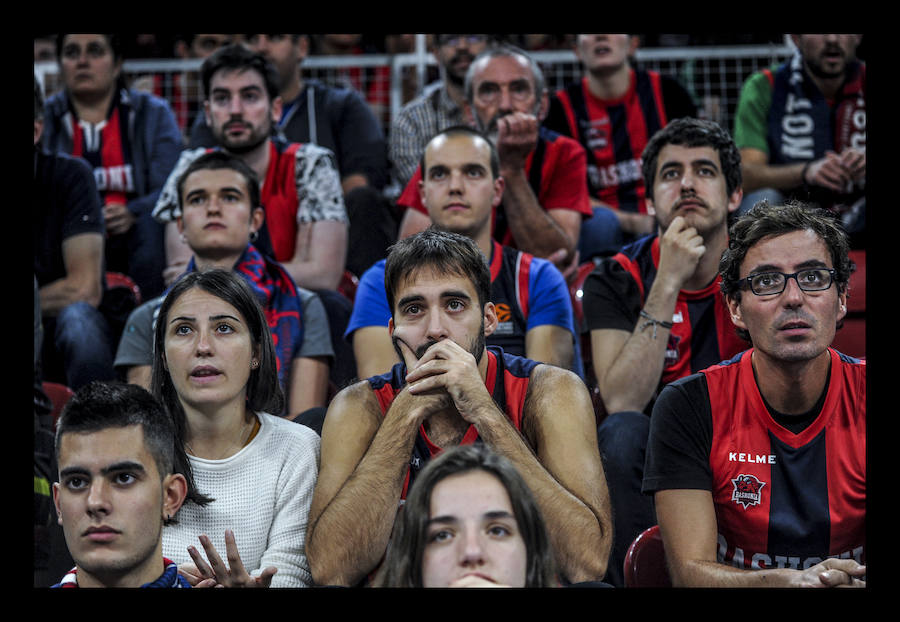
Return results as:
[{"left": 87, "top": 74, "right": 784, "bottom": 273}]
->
[
  {"left": 794, "top": 558, "right": 866, "bottom": 588},
  {"left": 496, "top": 112, "right": 539, "bottom": 171},
  {"left": 803, "top": 150, "right": 856, "bottom": 194},
  {"left": 657, "top": 215, "right": 706, "bottom": 290},
  {"left": 402, "top": 338, "right": 496, "bottom": 425},
  {"left": 185, "top": 529, "right": 278, "bottom": 588}
]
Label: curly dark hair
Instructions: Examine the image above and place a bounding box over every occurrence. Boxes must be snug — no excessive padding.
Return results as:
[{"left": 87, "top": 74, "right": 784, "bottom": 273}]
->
[{"left": 719, "top": 200, "right": 852, "bottom": 342}]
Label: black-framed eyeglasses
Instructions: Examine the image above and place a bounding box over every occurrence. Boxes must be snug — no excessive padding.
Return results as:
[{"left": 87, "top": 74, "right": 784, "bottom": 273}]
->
[{"left": 742, "top": 268, "right": 835, "bottom": 296}]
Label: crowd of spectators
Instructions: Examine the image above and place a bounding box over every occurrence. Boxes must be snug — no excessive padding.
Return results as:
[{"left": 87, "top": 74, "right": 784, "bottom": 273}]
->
[{"left": 34, "top": 33, "right": 865, "bottom": 590}]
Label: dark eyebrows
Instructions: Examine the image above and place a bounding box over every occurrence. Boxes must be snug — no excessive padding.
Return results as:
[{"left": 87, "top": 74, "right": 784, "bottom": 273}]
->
[
  {"left": 168, "top": 313, "right": 244, "bottom": 325},
  {"left": 396, "top": 290, "right": 472, "bottom": 309},
  {"left": 427, "top": 510, "right": 517, "bottom": 527},
  {"left": 746, "top": 258, "right": 829, "bottom": 275},
  {"left": 60, "top": 460, "right": 147, "bottom": 479},
  {"left": 659, "top": 158, "right": 720, "bottom": 173},
  {"left": 184, "top": 185, "right": 246, "bottom": 200}
]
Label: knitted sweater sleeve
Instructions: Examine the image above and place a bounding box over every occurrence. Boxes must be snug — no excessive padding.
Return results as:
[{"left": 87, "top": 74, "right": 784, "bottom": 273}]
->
[{"left": 258, "top": 417, "right": 321, "bottom": 587}]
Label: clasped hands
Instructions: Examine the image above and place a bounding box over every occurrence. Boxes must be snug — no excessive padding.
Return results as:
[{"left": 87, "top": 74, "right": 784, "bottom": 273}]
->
[{"left": 395, "top": 337, "right": 495, "bottom": 425}]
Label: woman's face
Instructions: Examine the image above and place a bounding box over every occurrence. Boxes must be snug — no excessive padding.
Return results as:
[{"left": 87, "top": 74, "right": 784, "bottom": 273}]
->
[
  {"left": 421, "top": 470, "right": 528, "bottom": 587},
  {"left": 59, "top": 34, "right": 121, "bottom": 100},
  {"left": 162, "top": 287, "right": 258, "bottom": 415}
]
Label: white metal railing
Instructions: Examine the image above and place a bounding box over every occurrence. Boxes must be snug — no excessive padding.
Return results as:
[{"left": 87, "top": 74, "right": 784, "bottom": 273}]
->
[{"left": 34, "top": 43, "right": 793, "bottom": 138}]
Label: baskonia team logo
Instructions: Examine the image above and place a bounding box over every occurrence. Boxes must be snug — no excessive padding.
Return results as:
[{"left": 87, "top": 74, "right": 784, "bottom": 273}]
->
[{"left": 731, "top": 474, "right": 765, "bottom": 509}]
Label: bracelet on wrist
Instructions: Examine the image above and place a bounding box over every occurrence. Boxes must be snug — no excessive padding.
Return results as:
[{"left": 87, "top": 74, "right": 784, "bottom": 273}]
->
[{"left": 639, "top": 310, "right": 674, "bottom": 340}]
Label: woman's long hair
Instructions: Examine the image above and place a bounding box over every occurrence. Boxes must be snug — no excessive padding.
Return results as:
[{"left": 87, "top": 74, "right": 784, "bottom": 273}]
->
[
  {"left": 149, "top": 269, "right": 284, "bottom": 507},
  {"left": 373, "top": 444, "right": 558, "bottom": 587}
]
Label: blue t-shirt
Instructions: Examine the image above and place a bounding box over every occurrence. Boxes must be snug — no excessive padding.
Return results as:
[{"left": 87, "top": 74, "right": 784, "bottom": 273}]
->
[{"left": 346, "top": 242, "right": 579, "bottom": 375}]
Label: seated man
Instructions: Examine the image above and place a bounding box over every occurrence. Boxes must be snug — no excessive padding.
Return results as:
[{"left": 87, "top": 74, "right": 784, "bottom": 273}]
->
[
  {"left": 153, "top": 44, "right": 349, "bottom": 293},
  {"left": 34, "top": 76, "right": 115, "bottom": 390},
  {"left": 733, "top": 34, "right": 865, "bottom": 246},
  {"left": 115, "top": 151, "right": 333, "bottom": 418},
  {"left": 644, "top": 201, "right": 865, "bottom": 587},
  {"left": 582, "top": 117, "right": 749, "bottom": 587},
  {"left": 347, "top": 126, "right": 576, "bottom": 380},
  {"left": 306, "top": 229, "right": 611, "bottom": 586},
  {"left": 396, "top": 44, "right": 592, "bottom": 275},
  {"left": 52, "top": 381, "right": 193, "bottom": 588},
  {"left": 543, "top": 34, "right": 698, "bottom": 259}
]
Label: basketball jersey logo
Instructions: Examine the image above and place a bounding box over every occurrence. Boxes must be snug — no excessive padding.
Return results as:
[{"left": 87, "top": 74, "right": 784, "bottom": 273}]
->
[{"left": 731, "top": 474, "right": 766, "bottom": 510}]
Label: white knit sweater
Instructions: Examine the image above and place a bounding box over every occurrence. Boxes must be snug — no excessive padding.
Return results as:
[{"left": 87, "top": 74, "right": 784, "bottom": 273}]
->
[{"left": 162, "top": 413, "right": 320, "bottom": 587}]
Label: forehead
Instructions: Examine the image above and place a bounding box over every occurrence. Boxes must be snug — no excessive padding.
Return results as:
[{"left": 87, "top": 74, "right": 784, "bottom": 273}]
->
[
  {"left": 168, "top": 286, "right": 245, "bottom": 319},
  {"left": 182, "top": 167, "right": 250, "bottom": 196},
  {"left": 430, "top": 470, "right": 513, "bottom": 515},
  {"left": 741, "top": 229, "right": 832, "bottom": 275},
  {"left": 396, "top": 266, "right": 478, "bottom": 299},
  {"left": 425, "top": 134, "right": 492, "bottom": 170},
  {"left": 210, "top": 67, "right": 267, "bottom": 91},
  {"left": 472, "top": 54, "right": 533, "bottom": 84},
  {"left": 655, "top": 143, "right": 721, "bottom": 171},
  {"left": 62, "top": 34, "right": 109, "bottom": 49},
  {"left": 59, "top": 425, "right": 156, "bottom": 475}
]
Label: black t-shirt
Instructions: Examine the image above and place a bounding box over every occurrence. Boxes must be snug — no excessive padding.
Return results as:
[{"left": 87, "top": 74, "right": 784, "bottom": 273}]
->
[{"left": 33, "top": 148, "right": 104, "bottom": 286}]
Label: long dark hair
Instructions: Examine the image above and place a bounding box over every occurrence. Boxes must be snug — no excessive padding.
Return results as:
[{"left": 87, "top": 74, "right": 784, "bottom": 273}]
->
[
  {"left": 150, "top": 269, "right": 284, "bottom": 507},
  {"left": 373, "top": 444, "right": 558, "bottom": 587}
]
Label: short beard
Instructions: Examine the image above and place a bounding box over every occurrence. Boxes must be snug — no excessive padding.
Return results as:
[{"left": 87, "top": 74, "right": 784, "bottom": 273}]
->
[{"left": 391, "top": 320, "right": 486, "bottom": 371}]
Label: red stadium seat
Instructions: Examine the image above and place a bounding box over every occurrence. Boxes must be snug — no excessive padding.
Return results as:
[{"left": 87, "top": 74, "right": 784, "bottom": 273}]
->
[
  {"left": 568, "top": 261, "right": 608, "bottom": 423},
  {"left": 623, "top": 525, "right": 671, "bottom": 588},
  {"left": 338, "top": 270, "right": 359, "bottom": 304},
  {"left": 105, "top": 271, "right": 142, "bottom": 306},
  {"left": 42, "top": 381, "right": 75, "bottom": 430}
]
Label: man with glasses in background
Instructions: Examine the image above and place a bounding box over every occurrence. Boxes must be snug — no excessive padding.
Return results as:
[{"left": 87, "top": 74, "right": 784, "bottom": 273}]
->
[
  {"left": 396, "top": 44, "right": 592, "bottom": 276},
  {"left": 643, "top": 200, "right": 866, "bottom": 588}
]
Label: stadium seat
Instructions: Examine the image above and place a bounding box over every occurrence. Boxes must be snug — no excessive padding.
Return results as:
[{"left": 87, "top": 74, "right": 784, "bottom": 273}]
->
[
  {"left": 830, "top": 249, "right": 865, "bottom": 358},
  {"left": 42, "top": 381, "right": 74, "bottom": 430},
  {"left": 568, "top": 261, "right": 608, "bottom": 424},
  {"left": 338, "top": 270, "right": 359, "bottom": 304},
  {"left": 105, "top": 271, "right": 142, "bottom": 306},
  {"left": 623, "top": 524, "right": 671, "bottom": 588}
]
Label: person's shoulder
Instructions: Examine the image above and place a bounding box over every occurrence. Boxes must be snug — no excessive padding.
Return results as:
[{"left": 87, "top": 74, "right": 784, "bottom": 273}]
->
[
  {"left": 40, "top": 149, "right": 93, "bottom": 177},
  {"left": 123, "top": 87, "right": 172, "bottom": 111},
  {"left": 259, "top": 412, "right": 321, "bottom": 446}
]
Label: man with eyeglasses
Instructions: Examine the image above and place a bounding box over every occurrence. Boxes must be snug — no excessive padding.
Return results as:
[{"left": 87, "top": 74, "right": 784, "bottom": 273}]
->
[
  {"left": 581, "top": 117, "right": 749, "bottom": 586},
  {"left": 396, "top": 44, "right": 592, "bottom": 277},
  {"left": 390, "top": 35, "right": 492, "bottom": 189},
  {"left": 643, "top": 200, "right": 865, "bottom": 587}
]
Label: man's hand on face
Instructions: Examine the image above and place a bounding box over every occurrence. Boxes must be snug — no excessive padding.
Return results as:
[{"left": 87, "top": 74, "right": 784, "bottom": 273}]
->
[
  {"left": 495, "top": 111, "right": 539, "bottom": 172},
  {"left": 657, "top": 215, "right": 706, "bottom": 291},
  {"left": 400, "top": 338, "right": 495, "bottom": 424},
  {"left": 394, "top": 337, "right": 454, "bottom": 419}
]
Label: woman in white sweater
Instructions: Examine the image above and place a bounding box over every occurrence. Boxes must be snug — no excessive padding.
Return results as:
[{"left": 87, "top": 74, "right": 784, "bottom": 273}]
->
[{"left": 150, "top": 269, "right": 320, "bottom": 587}]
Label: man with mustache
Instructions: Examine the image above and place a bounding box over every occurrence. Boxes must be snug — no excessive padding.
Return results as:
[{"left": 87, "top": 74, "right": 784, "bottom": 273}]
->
[
  {"left": 396, "top": 44, "right": 592, "bottom": 276},
  {"left": 152, "top": 44, "right": 349, "bottom": 293},
  {"left": 643, "top": 200, "right": 865, "bottom": 587},
  {"left": 581, "top": 117, "right": 749, "bottom": 586},
  {"left": 306, "top": 228, "right": 612, "bottom": 587},
  {"left": 389, "top": 35, "right": 491, "bottom": 188},
  {"left": 733, "top": 35, "right": 865, "bottom": 246}
]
